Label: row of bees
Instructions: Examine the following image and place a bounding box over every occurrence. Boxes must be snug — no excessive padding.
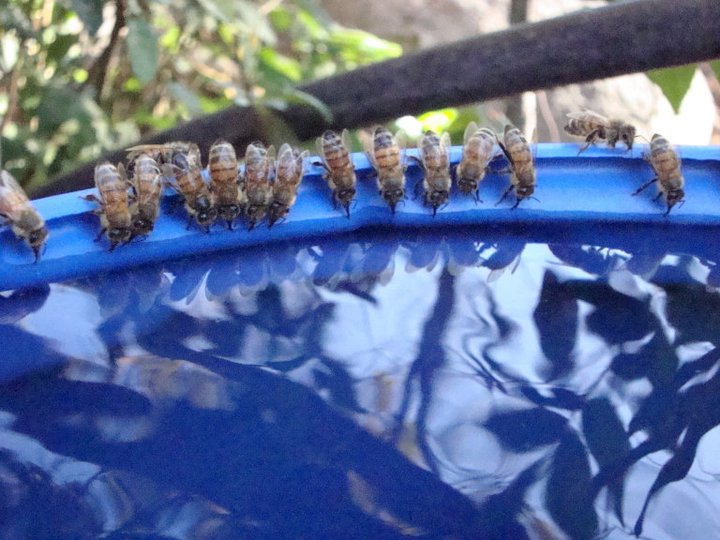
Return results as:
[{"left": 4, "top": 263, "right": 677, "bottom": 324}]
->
[{"left": 0, "top": 110, "right": 685, "bottom": 261}]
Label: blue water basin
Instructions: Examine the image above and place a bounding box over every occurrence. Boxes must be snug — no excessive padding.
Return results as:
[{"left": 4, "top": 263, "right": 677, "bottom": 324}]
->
[{"left": 1, "top": 221, "right": 720, "bottom": 539}]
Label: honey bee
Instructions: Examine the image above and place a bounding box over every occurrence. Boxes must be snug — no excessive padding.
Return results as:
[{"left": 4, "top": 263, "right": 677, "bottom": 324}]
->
[
  {"left": 0, "top": 170, "right": 49, "bottom": 262},
  {"left": 126, "top": 141, "right": 199, "bottom": 166},
  {"left": 496, "top": 125, "right": 536, "bottom": 209},
  {"left": 564, "top": 110, "right": 636, "bottom": 153},
  {"left": 208, "top": 139, "right": 243, "bottom": 229},
  {"left": 84, "top": 162, "right": 133, "bottom": 250},
  {"left": 316, "top": 129, "right": 357, "bottom": 217},
  {"left": 127, "top": 153, "right": 163, "bottom": 237},
  {"left": 241, "top": 142, "right": 274, "bottom": 230},
  {"left": 633, "top": 133, "right": 685, "bottom": 215},
  {"left": 164, "top": 149, "right": 217, "bottom": 231},
  {"left": 456, "top": 122, "right": 496, "bottom": 202},
  {"left": 364, "top": 126, "right": 406, "bottom": 214},
  {"left": 269, "top": 143, "right": 307, "bottom": 227},
  {"left": 418, "top": 130, "right": 451, "bottom": 216}
]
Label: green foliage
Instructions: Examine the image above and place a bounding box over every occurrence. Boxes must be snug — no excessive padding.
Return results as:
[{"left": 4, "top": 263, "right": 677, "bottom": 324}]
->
[
  {"left": 646, "top": 64, "right": 697, "bottom": 114},
  {"left": 711, "top": 60, "right": 720, "bottom": 82},
  {"left": 0, "top": 0, "right": 402, "bottom": 192}
]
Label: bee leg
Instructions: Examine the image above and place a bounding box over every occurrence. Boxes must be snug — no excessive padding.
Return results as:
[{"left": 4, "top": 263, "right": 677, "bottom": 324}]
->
[
  {"left": 632, "top": 178, "right": 658, "bottom": 196},
  {"left": 226, "top": 219, "right": 234, "bottom": 231},
  {"left": 495, "top": 185, "right": 515, "bottom": 206},
  {"left": 653, "top": 192, "right": 664, "bottom": 202},
  {"left": 343, "top": 201, "right": 351, "bottom": 218},
  {"left": 578, "top": 131, "right": 599, "bottom": 155},
  {"left": 413, "top": 179, "right": 423, "bottom": 201},
  {"left": 94, "top": 228, "right": 107, "bottom": 242},
  {"left": 474, "top": 190, "right": 483, "bottom": 204},
  {"left": 497, "top": 141, "right": 513, "bottom": 166},
  {"left": 331, "top": 191, "right": 338, "bottom": 210},
  {"left": 408, "top": 155, "right": 423, "bottom": 169},
  {"left": 81, "top": 194, "right": 100, "bottom": 203},
  {"left": 185, "top": 216, "right": 195, "bottom": 230},
  {"left": 32, "top": 245, "right": 42, "bottom": 264},
  {"left": 510, "top": 197, "right": 523, "bottom": 210}
]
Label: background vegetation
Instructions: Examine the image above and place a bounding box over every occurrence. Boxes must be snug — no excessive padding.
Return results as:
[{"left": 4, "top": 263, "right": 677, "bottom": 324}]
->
[{"left": 0, "top": 0, "right": 718, "bottom": 195}]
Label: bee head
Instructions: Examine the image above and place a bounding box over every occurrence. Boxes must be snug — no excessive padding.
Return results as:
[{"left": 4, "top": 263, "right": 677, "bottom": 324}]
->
[
  {"left": 457, "top": 177, "right": 478, "bottom": 195},
  {"left": 338, "top": 188, "right": 356, "bottom": 202},
  {"left": 428, "top": 190, "right": 449, "bottom": 209},
  {"left": 382, "top": 188, "right": 404, "bottom": 214},
  {"left": 620, "top": 125, "right": 637, "bottom": 149},
  {"left": 218, "top": 204, "right": 240, "bottom": 223},
  {"left": 516, "top": 185, "right": 535, "bottom": 199},
  {"left": 132, "top": 217, "right": 153, "bottom": 236},
  {"left": 196, "top": 207, "right": 218, "bottom": 227},
  {"left": 268, "top": 202, "right": 288, "bottom": 227},
  {"left": 27, "top": 227, "right": 49, "bottom": 262},
  {"left": 666, "top": 188, "right": 685, "bottom": 209},
  {"left": 108, "top": 227, "right": 132, "bottom": 250}
]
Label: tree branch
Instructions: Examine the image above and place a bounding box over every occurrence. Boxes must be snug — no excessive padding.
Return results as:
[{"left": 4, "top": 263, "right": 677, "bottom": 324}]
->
[{"left": 36, "top": 0, "right": 720, "bottom": 197}]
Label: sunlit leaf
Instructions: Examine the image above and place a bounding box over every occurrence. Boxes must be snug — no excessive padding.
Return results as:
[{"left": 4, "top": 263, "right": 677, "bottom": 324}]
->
[
  {"left": 329, "top": 27, "right": 402, "bottom": 64},
  {"left": 126, "top": 17, "right": 159, "bottom": 85},
  {"left": 417, "top": 109, "right": 459, "bottom": 135},
  {"left": 646, "top": 64, "right": 697, "bottom": 114},
  {"left": 259, "top": 47, "right": 301, "bottom": 82},
  {"left": 69, "top": 0, "right": 105, "bottom": 35},
  {"left": 271, "top": 89, "right": 333, "bottom": 123}
]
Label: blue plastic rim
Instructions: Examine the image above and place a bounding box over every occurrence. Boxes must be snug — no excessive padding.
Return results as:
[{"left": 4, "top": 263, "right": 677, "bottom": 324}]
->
[{"left": 1, "top": 143, "right": 719, "bottom": 291}]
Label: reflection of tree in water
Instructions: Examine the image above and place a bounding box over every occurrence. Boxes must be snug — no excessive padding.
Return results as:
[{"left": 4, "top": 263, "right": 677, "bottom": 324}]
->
[{"left": 1, "top": 226, "right": 720, "bottom": 538}]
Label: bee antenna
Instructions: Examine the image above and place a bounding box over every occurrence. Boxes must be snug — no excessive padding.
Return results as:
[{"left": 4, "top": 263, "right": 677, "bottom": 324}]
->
[{"left": 635, "top": 134, "right": 651, "bottom": 143}]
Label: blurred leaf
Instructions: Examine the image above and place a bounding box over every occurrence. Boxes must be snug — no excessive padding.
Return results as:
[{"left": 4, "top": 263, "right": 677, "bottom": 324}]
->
[
  {"left": 46, "top": 33, "right": 78, "bottom": 64},
  {"left": 238, "top": 1, "right": 276, "bottom": 45},
  {"left": 36, "top": 86, "right": 89, "bottom": 135},
  {"left": 167, "top": 82, "right": 202, "bottom": 115},
  {"left": 270, "top": 88, "right": 333, "bottom": 123},
  {"left": 69, "top": 0, "right": 105, "bottom": 35},
  {"left": 485, "top": 407, "right": 567, "bottom": 452},
  {"left": 546, "top": 433, "right": 598, "bottom": 540},
  {"left": 0, "top": 33, "right": 20, "bottom": 71},
  {"left": 711, "top": 60, "right": 720, "bottom": 81},
  {"left": 646, "top": 64, "right": 697, "bottom": 114},
  {"left": 126, "top": 17, "right": 159, "bottom": 85},
  {"left": 196, "top": 0, "right": 235, "bottom": 21},
  {"left": 329, "top": 27, "right": 402, "bottom": 64},
  {"left": 259, "top": 47, "right": 301, "bottom": 82}
]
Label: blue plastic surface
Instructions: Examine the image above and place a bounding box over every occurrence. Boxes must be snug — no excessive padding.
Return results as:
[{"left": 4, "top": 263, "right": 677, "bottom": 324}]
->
[{"left": 2, "top": 143, "right": 719, "bottom": 290}]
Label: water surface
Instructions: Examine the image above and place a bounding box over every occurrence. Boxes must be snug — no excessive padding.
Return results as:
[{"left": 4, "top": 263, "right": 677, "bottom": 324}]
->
[{"left": 1, "top": 224, "right": 720, "bottom": 539}]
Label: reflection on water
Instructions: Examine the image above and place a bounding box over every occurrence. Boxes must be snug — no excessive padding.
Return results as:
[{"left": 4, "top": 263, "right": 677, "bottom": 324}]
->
[{"left": 1, "top": 225, "right": 720, "bottom": 539}]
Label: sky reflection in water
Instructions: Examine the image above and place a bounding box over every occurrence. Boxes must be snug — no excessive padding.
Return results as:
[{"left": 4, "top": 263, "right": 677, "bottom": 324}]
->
[{"left": 1, "top": 225, "right": 720, "bottom": 539}]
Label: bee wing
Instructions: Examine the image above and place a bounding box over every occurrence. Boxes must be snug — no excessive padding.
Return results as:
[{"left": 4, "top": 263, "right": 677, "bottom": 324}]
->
[
  {"left": 395, "top": 130, "right": 408, "bottom": 170},
  {"left": 567, "top": 109, "right": 609, "bottom": 124},
  {"left": 341, "top": 129, "right": 353, "bottom": 152},
  {"left": 315, "top": 136, "right": 329, "bottom": 168},
  {"left": 297, "top": 150, "right": 309, "bottom": 178},
  {"left": 361, "top": 130, "right": 378, "bottom": 170},
  {"left": 463, "top": 121, "right": 479, "bottom": 145},
  {"left": 0, "top": 170, "right": 30, "bottom": 220}
]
